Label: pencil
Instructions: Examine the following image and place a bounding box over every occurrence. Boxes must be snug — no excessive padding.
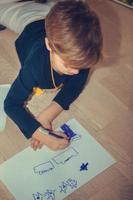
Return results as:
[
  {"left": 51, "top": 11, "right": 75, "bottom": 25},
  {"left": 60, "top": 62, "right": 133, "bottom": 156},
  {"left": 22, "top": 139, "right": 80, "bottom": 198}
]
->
[
  {"left": 42, "top": 127, "right": 68, "bottom": 139},
  {"left": 48, "top": 131, "right": 66, "bottom": 139}
]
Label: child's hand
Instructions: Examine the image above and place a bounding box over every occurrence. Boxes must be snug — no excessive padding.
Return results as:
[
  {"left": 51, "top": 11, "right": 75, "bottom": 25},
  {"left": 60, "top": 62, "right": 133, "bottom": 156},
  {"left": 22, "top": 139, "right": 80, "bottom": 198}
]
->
[
  {"left": 44, "top": 130, "right": 70, "bottom": 150},
  {"left": 31, "top": 130, "right": 70, "bottom": 151},
  {"left": 31, "top": 137, "right": 43, "bottom": 151},
  {"left": 31, "top": 119, "right": 52, "bottom": 151}
]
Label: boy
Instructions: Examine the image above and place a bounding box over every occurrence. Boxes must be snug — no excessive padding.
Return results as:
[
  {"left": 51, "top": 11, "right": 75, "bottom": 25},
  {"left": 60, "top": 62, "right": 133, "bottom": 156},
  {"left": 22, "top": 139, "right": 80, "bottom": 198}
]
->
[{"left": 4, "top": 0, "right": 103, "bottom": 151}]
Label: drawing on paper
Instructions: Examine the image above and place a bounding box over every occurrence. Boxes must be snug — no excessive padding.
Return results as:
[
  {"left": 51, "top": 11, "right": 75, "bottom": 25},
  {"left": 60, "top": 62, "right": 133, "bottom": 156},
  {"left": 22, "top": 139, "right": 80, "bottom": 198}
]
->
[
  {"left": 33, "top": 190, "right": 56, "bottom": 200},
  {"left": 0, "top": 118, "right": 116, "bottom": 200},
  {"left": 80, "top": 162, "right": 89, "bottom": 171},
  {"left": 66, "top": 178, "right": 78, "bottom": 189},
  {"left": 61, "top": 123, "right": 81, "bottom": 141},
  {"left": 33, "top": 161, "right": 55, "bottom": 175},
  {"left": 59, "top": 178, "right": 78, "bottom": 194},
  {"left": 59, "top": 181, "right": 68, "bottom": 194},
  {"left": 33, "top": 192, "right": 44, "bottom": 200},
  {"left": 33, "top": 147, "right": 78, "bottom": 176},
  {"left": 44, "top": 189, "right": 56, "bottom": 200},
  {"left": 32, "top": 178, "right": 78, "bottom": 199},
  {"left": 52, "top": 147, "right": 78, "bottom": 165}
]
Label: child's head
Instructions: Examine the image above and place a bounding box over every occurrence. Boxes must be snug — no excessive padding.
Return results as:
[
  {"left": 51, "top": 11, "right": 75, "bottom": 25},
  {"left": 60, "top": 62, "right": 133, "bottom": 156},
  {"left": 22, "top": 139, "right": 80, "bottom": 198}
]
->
[{"left": 45, "top": 0, "right": 103, "bottom": 75}]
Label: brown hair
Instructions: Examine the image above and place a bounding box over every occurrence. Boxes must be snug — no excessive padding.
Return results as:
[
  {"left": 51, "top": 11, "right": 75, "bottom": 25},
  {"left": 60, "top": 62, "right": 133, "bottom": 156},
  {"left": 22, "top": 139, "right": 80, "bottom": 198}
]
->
[{"left": 45, "top": 0, "right": 103, "bottom": 69}]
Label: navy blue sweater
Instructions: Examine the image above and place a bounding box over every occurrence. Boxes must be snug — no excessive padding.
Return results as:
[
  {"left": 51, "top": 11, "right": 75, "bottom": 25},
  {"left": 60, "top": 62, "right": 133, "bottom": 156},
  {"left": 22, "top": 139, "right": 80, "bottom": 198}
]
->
[{"left": 4, "top": 19, "right": 89, "bottom": 139}]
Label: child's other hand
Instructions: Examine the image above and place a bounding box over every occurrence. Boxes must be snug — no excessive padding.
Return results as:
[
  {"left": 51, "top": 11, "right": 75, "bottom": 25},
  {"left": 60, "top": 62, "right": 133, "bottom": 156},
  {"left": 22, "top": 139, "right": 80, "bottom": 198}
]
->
[
  {"left": 31, "top": 137, "right": 43, "bottom": 151},
  {"left": 31, "top": 130, "right": 70, "bottom": 151},
  {"left": 31, "top": 118, "right": 53, "bottom": 151}
]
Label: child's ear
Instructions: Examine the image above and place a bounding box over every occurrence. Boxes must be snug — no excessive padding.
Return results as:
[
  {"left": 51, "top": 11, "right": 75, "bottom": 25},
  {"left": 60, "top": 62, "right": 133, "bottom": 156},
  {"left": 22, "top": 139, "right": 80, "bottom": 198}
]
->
[{"left": 45, "top": 37, "right": 52, "bottom": 51}]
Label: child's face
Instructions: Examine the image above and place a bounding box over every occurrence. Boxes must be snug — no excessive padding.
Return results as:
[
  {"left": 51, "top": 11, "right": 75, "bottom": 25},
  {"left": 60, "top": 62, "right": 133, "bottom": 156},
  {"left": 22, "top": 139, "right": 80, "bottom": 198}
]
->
[
  {"left": 50, "top": 52, "right": 80, "bottom": 75},
  {"left": 45, "top": 37, "right": 80, "bottom": 76}
]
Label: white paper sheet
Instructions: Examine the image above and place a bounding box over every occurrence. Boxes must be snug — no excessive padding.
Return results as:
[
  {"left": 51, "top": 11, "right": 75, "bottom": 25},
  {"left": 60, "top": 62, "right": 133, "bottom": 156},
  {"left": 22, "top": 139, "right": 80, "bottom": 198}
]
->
[
  {"left": 0, "top": 119, "right": 116, "bottom": 200},
  {"left": 0, "top": 84, "right": 10, "bottom": 131}
]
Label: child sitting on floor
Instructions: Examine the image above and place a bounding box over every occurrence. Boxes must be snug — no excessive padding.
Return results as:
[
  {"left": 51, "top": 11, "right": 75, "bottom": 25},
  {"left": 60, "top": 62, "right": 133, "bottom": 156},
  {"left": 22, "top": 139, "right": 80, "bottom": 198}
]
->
[{"left": 4, "top": 0, "right": 103, "bottom": 151}]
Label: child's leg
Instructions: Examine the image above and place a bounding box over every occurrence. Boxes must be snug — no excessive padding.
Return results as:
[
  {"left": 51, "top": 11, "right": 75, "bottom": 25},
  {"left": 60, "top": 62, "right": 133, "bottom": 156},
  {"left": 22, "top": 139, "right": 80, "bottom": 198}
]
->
[{"left": 0, "top": 1, "right": 55, "bottom": 34}]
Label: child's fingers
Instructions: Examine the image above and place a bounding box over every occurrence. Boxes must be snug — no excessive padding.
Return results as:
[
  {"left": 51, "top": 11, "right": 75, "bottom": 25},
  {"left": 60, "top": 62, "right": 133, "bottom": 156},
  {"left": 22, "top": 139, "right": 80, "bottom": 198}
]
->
[
  {"left": 33, "top": 141, "right": 40, "bottom": 150},
  {"left": 31, "top": 138, "right": 36, "bottom": 147},
  {"left": 31, "top": 139, "right": 40, "bottom": 151},
  {"left": 53, "top": 140, "right": 70, "bottom": 150},
  {"left": 54, "top": 137, "right": 70, "bottom": 150},
  {"left": 38, "top": 142, "right": 44, "bottom": 149},
  {"left": 59, "top": 145, "right": 68, "bottom": 150},
  {"left": 30, "top": 139, "right": 35, "bottom": 148},
  {"left": 59, "top": 141, "right": 70, "bottom": 149}
]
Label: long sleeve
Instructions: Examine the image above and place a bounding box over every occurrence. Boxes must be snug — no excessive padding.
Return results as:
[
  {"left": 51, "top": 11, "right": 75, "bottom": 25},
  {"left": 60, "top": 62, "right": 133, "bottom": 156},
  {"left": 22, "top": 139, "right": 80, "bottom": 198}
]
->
[
  {"left": 53, "top": 68, "right": 90, "bottom": 110},
  {"left": 15, "top": 19, "right": 46, "bottom": 66},
  {"left": 4, "top": 65, "right": 41, "bottom": 139},
  {"left": 4, "top": 19, "right": 51, "bottom": 139}
]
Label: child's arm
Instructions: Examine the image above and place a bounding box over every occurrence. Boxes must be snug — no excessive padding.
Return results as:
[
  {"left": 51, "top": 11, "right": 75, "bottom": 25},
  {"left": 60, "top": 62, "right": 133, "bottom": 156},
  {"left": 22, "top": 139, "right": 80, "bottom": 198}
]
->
[
  {"left": 36, "top": 101, "right": 63, "bottom": 126},
  {"left": 4, "top": 62, "right": 69, "bottom": 152},
  {"left": 31, "top": 101, "right": 69, "bottom": 150},
  {"left": 31, "top": 101, "right": 65, "bottom": 150},
  {"left": 31, "top": 128, "right": 69, "bottom": 151},
  {"left": 31, "top": 69, "right": 90, "bottom": 150}
]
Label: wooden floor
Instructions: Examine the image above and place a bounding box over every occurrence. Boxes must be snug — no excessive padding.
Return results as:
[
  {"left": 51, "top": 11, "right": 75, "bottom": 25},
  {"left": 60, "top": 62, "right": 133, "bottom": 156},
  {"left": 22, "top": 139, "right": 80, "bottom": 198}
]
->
[{"left": 0, "top": 0, "right": 133, "bottom": 199}]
